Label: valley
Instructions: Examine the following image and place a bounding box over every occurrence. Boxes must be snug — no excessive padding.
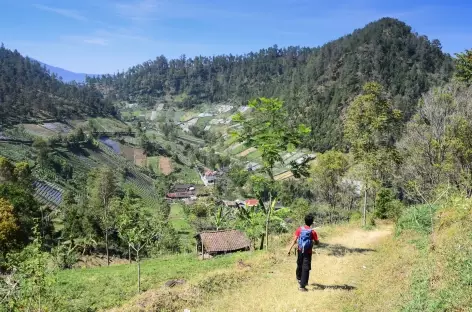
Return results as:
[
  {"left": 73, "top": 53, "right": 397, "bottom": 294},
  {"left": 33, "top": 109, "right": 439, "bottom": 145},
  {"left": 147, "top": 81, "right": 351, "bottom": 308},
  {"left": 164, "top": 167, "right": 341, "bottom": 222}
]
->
[{"left": 1, "top": 15, "right": 472, "bottom": 312}]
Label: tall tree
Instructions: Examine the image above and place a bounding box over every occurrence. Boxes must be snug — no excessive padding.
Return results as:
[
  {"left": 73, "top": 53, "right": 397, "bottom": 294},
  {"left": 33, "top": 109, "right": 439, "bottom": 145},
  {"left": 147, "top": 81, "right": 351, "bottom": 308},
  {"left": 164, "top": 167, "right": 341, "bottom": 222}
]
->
[
  {"left": 117, "top": 205, "right": 162, "bottom": 293},
  {"left": 455, "top": 49, "right": 472, "bottom": 84},
  {"left": 89, "top": 167, "right": 119, "bottom": 266},
  {"left": 344, "top": 82, "right": 403, "bottom": 224},
  {"left": 310, "top": 151, "right": 349, "bottom": 222},
  {"left": 232, "top": 97, "right": 310, "bottom": 249}
]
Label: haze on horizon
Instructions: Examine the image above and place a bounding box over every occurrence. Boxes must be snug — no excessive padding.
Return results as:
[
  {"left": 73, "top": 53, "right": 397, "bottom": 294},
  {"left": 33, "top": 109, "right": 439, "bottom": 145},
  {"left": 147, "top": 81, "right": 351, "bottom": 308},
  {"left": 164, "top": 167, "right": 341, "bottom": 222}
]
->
[{"left": 2, "top": 0, "right": 472, "bottom": 75}]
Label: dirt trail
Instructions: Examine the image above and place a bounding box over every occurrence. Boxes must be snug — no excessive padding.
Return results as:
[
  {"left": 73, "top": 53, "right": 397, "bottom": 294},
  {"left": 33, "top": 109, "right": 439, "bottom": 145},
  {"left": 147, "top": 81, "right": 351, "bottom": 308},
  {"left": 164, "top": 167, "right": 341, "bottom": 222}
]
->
[{"left": 193, "top": 225, "right": 392, "bottom": 312}]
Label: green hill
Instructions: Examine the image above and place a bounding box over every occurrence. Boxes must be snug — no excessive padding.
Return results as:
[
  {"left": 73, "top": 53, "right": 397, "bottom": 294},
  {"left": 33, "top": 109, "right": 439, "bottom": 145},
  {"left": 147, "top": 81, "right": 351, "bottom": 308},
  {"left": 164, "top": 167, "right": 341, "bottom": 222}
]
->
[
  {"left": 88, "top": 18, "right": 453, "bottom": 151},
  {"left": 0, "top": 45, "right": 116, "bottom": 125}
]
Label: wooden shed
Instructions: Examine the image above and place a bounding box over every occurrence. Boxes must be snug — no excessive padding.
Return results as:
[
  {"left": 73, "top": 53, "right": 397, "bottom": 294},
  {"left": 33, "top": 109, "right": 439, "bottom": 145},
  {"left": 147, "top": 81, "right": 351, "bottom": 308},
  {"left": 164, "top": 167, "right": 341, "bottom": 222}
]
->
[{"left": 195, "top": 230, "right": 251, "bottom": 258}]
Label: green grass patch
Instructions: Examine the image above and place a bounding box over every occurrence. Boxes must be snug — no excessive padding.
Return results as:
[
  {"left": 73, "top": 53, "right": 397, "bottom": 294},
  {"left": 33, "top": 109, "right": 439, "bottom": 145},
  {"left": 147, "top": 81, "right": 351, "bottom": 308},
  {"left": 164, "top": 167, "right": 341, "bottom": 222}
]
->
[
  {"left": 196, "top": 116, "right": 213, "bottom": 127},
  {"left": 87, "top": 118, "right": 129, "bottom": 132},
  {"left": 245, "top": 149, "right": 262, "bottom": 161},
  {"left": 146, "top": 156, "right": 159, "bottom": 172},
  {"left": 228, "top": 144, "right": 247, "bottom": 156},
  {"left": 173, "top": 165, "right": 201, "bottom": 184},
  {"left": 50, "top": 251, "right": 257, "bottom": 311}
]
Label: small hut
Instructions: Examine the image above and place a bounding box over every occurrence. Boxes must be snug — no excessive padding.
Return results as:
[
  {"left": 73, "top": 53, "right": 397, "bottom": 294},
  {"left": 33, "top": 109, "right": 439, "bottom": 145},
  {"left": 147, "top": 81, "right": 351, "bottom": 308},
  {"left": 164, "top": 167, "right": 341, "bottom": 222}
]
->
[{"left": 195, "top": 230, "right": 251, "bottom": 258}]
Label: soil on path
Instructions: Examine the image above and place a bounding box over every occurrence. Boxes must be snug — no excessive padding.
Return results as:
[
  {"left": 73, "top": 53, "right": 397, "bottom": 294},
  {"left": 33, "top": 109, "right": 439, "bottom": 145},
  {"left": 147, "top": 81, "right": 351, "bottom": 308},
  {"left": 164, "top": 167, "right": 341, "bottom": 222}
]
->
[{"left": 193, "top": 225, "right": 392, "bottom": 312}]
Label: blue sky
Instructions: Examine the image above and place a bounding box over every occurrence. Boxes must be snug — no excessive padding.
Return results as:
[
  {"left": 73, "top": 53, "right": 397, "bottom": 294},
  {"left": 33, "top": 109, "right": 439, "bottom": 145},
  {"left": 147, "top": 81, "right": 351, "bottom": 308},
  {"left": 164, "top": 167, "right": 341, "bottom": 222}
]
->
[{"left": 1, "top": 0, "right": 471, "bottom": 74}]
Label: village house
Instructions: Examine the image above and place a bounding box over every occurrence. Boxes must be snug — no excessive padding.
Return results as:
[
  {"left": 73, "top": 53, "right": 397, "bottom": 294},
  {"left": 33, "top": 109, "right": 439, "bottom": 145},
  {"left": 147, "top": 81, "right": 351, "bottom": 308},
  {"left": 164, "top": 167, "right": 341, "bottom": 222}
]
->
[
  {"left": 166, "top": 184, "right": 196, "bottom": 200},
  {"left": 244, "top": 199, "right": 259, "bottom": 207},
  {"left": 195, "top": 229, "right": 251, "bottom": 258},
  {"left": 202, "top": 169, "right": 218, "bottom": 184},
  {"left": 172, "top": 184, "right": 196, "bottom": 192}
]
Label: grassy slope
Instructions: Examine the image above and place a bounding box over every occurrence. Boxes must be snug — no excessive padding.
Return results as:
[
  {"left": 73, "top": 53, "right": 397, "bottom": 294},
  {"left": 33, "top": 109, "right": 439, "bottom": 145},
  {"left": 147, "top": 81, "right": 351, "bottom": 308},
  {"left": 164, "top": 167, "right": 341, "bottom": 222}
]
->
[
  {"left": 50, "top": 252, "right": 260, "bottom": 311},
  {"left": 169, "top": 203, "right": 194, "bottom": 252},
  {"left": 106, "top": 199, "right": 472, "bottom": 312},
  {"left": 340, "top": 200, "right": 472, "bottom": 312}
]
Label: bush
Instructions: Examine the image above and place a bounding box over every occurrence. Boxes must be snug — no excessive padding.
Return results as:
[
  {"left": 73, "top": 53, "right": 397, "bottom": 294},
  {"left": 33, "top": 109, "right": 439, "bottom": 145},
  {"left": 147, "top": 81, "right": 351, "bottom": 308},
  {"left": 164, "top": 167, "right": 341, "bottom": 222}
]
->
[
  {"left": 50, "top": 244, "right": 79, "bottom": 269},
  {"left": 396, "top": 204, "right": 437, "bottom": 236},
  {"left": 375, "top": 188, "right": 404, "bottom": 220},
  {"left": 350, "top": 211, "right": 362, "bottom": 221}
]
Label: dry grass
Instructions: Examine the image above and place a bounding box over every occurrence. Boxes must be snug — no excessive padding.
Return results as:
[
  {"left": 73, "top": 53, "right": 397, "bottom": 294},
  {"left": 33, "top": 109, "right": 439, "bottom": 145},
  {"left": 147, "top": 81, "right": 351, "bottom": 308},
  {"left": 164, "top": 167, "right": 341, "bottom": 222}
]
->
[
  {"left": 159, "top": 156, "right": 173, "bottom": 175},
  {"left": 191, "top": 225, "right": 392, "bottom": 312},
  {"left": 134, "top": 148, "right": 147, "bottom": 167},
  {"left": 237, "top": 147, "right": 257, "bottom": 157},
  {"left": 108, "top": 253, "right": 277, "bottom": 312},
  {"left": 274, "top": 170, "right": 294, "bottom": 181},
  {"left": 338, "top": 229, "right": 423, "bottom": 312},
  {"left": 23, "top": 123, "right": 56, "bottom": 137}
]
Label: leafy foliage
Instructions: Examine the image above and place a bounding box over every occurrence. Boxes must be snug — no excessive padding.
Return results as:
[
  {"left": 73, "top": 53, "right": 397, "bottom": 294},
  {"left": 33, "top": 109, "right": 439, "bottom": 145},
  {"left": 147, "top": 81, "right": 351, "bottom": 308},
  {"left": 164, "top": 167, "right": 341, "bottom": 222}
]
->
[
  {"left": 454, "top": 49, "right": 472, "bottom": 83},
  {"left": 0, "top": 198, "right": 19, "bottom": 255},
  {"left": 310, "top": 151, "right": 349, "bottom": 221},
  {"left": 345, "top": 82, "right": 403, "bottom": 189}
]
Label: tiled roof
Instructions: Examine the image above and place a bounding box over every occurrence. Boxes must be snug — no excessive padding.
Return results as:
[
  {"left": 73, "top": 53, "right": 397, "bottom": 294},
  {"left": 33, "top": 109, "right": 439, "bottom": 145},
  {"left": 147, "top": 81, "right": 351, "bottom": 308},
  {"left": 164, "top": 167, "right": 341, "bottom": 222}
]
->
[
  {"left": 245, "top": 199, "right": 259, "bottom": 206},
  {"left": 197, "top": 230, "right": 251, "bottom": 253}
]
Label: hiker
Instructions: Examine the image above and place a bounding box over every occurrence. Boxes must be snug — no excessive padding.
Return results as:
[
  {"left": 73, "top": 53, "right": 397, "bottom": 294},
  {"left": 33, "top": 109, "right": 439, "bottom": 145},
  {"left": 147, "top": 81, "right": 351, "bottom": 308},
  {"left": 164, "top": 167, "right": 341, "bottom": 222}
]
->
[{"left": 287, "top": 214, "right": 319, "bottom": 292}]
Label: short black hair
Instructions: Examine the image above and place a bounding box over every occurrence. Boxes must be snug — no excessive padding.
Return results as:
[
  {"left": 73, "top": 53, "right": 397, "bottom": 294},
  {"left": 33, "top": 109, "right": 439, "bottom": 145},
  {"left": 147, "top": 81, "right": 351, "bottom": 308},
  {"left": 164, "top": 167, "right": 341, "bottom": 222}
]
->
[{"left": 304, "top": 214, "right": 314, "bottom": 226}]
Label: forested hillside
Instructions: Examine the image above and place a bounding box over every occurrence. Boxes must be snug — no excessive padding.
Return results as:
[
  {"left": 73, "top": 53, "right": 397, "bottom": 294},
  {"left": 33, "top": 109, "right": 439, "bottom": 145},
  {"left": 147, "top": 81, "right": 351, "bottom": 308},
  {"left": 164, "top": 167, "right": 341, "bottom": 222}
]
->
[
  {"left": 0, "top": 45, "right": 116, "bottom": 125},
  {"left": 88, "top": 18, "right": 454, "bottom": 150}
]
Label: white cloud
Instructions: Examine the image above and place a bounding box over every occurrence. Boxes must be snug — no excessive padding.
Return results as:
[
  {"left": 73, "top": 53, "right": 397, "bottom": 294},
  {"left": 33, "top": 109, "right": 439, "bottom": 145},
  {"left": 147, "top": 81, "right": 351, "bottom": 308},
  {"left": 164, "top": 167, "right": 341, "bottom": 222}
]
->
[
  {"left": 34, "top": 4, "right": 88, "bottom": 22},
  {"left": 115, "top": 0, "right": 160, "bottom": 21},
  {"left": 60, "top": 35, "right": 109, "bottom": 46}
]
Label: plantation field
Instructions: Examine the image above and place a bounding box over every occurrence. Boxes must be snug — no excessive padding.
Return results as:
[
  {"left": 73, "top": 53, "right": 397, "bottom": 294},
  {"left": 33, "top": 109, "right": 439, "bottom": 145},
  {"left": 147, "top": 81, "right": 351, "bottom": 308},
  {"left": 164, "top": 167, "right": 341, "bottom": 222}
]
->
[
  {"left": 146, "top": 156, "right": 159, "bottom": 173},
  {"left": 0, "top": 143, "right": 33, "bottom": 162},
  {"left": 173, "top": 165, "right": 202, "bottom": 184},
  {"left": 159, "top": 156, "right": 173, "bottom": 175},
  {"left": 245, "top": 149, "right": 262, "bottom": 161},
  {"left": 133, "top": 148, "right": 147, "bottom": 167},
  {"left": 85, "top": 118, "right": 130, "bottom": 132},
  {"left": 274, "top": 170, "right": 294, "bottom": 181},
  {"left": 237, "top": 147, "right": 257, "bottom": 157},
  {"left": 23, "top": 124, "right": 56, "bottom": 137},
  {"left": 196, "top": 116, "right": 213, "bottom": 127},
  {"left": 42, "top": 122, "right": 73, "bottom": 134},
  {"left": 121, "top": 145, "right": 135, "bottom": 162}
]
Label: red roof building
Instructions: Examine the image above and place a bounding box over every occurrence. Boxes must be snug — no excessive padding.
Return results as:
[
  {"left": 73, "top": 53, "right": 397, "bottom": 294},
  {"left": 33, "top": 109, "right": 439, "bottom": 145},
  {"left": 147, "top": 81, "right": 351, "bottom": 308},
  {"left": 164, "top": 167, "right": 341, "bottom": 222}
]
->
[{"left": 245, "top": 199, "right": 259, "bottom": 207}]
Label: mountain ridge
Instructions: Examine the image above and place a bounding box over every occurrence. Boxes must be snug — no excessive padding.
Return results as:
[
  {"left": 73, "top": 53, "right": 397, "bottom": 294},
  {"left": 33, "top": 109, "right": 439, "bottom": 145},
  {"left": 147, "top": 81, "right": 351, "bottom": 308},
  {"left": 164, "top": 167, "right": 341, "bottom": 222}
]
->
[
  {"left": 36, "top": 61, "right": 98, "bottom": 83},
  {"left": 88, "top": 17, "right": 454, "bottom": 151}
]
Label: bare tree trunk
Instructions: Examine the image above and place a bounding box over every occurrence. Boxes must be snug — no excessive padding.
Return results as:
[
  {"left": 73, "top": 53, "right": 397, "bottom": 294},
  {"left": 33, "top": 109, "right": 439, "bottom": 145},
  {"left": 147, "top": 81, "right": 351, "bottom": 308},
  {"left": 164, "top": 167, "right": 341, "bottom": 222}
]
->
[
  {"left": 137, "top": 250, "right": 141, "bottom": 293},
  {"left": 265, "top": 193, "right": 272, "bottom": 250},
  {"left": 105, "top": 230, "right": 109, "bottom": 266},
  {"left": 363, "top": 188, "right": 367, "bottom": 227},
  {"left": 259, "top": 234, "right": 265, "bottom": 250},
  {"left": 129, "top": 244, "right": 131, "bottom": 264}
]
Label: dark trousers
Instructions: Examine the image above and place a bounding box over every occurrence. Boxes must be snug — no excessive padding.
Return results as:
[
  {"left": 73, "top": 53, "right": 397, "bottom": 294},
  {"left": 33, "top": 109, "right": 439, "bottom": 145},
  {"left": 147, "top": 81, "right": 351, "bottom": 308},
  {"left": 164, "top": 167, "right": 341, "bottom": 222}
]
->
[{"left": 296, "top": 251, "right": 312, "bottom": 288}]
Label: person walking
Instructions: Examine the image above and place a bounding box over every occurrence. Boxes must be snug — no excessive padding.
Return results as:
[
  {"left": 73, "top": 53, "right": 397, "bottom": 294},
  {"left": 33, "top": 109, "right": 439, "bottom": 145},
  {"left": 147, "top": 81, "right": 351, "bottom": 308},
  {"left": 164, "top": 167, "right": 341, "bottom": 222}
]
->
[{"left": 287, "top": 214, "right": 319, "bottom": 292}]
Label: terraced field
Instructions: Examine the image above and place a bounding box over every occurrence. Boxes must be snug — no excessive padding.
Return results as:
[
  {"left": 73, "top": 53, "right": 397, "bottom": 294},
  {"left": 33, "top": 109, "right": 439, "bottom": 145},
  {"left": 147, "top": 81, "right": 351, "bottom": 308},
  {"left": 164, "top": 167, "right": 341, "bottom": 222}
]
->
[
  {"left": 274, "top": 170, "right": 294, "bottom": 181},
  {"left": 33, "top": 181, "right": 63, "bottom": 207},
  {"left": 237, "top": 147, "right": 257, "bottom": 157},
  {"left": 159, "top": 156, "right": 173, "bottom": 175},
  {"left": 23, "top": 124, "right": 56, "bottom": 137},
  {"left": 0, "top": 142, "right": 33, "bottom": 162}
]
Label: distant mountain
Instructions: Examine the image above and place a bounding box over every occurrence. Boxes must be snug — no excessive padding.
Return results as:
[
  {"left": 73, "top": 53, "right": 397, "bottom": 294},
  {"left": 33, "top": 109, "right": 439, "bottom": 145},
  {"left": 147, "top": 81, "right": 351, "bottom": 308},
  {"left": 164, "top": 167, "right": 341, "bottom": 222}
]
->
[{"left": 37, "top": 61, "right": 99, "bottom": 83}]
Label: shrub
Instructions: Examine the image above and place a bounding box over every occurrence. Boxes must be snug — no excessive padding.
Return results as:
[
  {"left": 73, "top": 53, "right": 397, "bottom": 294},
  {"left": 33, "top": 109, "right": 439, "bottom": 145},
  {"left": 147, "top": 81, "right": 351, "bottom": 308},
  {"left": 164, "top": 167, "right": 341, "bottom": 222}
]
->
[
  {"left": 375, "top": 188, "right": 404, "bottom": 220},
  {"left": 396, "top": 204, "right": 437, "bottom": 236}
]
